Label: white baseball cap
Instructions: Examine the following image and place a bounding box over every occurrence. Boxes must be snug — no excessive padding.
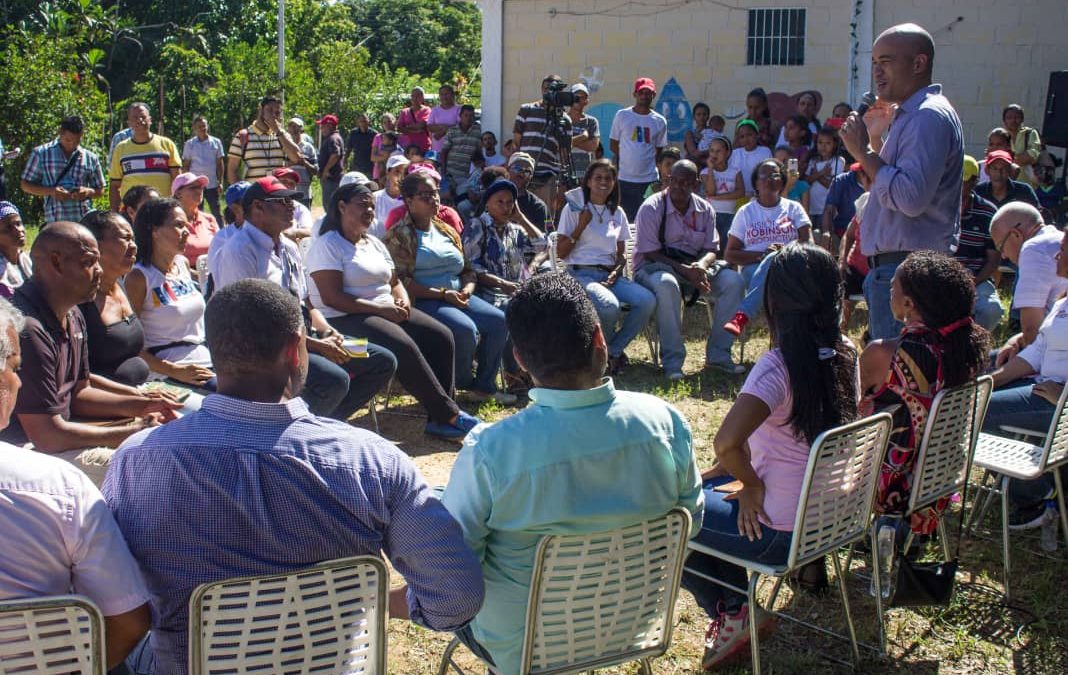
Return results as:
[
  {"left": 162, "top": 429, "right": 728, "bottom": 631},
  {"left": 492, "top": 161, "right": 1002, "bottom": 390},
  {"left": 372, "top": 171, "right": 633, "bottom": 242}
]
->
[
  {"left": 386, "top": 154, "right": 412, "bottom": 171},
  {"left": 340, "top": 171, "right": 371, "bottom": 187}
]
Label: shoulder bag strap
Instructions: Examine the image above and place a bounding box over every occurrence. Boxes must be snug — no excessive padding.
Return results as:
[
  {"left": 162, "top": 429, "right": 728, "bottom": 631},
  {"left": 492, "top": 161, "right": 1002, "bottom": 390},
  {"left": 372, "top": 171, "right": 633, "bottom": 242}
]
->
[{"left": 52, "top": 149, "right": 82, "bottom": 187}]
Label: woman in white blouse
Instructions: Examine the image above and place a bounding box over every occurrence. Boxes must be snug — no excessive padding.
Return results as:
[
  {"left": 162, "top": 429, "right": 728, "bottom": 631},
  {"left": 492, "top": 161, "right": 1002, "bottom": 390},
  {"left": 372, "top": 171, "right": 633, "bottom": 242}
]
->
[
  {"left": 306, "top": 182, "right": 479, "bottom": 440},
  {"left": 556, "top": 159, "right": 656, "bottom": 374}
]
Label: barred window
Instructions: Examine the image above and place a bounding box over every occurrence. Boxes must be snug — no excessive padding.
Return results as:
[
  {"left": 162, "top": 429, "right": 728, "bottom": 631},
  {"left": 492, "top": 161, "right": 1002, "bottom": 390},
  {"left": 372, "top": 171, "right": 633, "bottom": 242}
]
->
[{"left": 747, "top": 8, "right": 806, "bottom": 66}]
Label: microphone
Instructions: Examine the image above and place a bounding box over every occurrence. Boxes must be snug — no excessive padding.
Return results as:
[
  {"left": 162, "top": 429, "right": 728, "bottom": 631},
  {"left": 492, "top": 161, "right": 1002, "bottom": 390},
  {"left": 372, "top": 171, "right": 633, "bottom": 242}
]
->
[{"left": 855, "top": 91, "right": 877, "bottom": 117}]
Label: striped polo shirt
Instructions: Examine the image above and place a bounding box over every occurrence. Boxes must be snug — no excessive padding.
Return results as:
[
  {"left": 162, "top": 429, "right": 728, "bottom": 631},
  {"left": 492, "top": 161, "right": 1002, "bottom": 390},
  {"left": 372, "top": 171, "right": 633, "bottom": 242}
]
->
[
  {"left": 109, "top": 134, "right": 181, "bottom": 198},
  {"left": 227, "top": 121, "right": 289, "bottom": 179}
]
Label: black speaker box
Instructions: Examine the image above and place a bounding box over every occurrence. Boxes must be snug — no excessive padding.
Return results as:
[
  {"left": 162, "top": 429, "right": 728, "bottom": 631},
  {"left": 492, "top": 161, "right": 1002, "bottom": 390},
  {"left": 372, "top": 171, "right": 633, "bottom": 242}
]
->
[{"left": 1043, "top": 71, "right": 1068, "bottom": 148}]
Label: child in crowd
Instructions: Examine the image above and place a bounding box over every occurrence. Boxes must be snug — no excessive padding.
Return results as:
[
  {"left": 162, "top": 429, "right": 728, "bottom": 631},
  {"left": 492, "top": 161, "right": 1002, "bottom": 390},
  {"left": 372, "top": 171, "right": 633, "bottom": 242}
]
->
[
  {"left": 685, "top": 103, "right": 711, "bottom": 162},
  {"left": 723, "top": 158, "right": 812, "bottom": 336},
  {"left": 806, "top": 127, "right": 846, "bottom": 240},
  {"left": 979, "top": 127, "right": 1014, "bottom": 183},
  {"left": 404, "top": 143, "right": 425, "bottom": 164},
  {"left": 645, "top": 146, "right": 682, "bottom": 198},
  {"left": 482, "top": 131, "right": 506, "bottom": 167},
  {"left": 696, "top": 114, "right": 729, "bottom": 159},
  {"left": 1034, "top": 163, "right": 1067, "bottom": 222},
  {"left": 838, "top": 163, "right": 874, "bottom": 329},
  {"left": 743, "top": 87, "right": 775, "bottom": 149},
  {"left": 729, "top": 120, "right": 772, "bottom": 206},
  {"left": 774, "top": 146, "right": 810, "bottom": 214},
  {"left": 701, "top": 136, "right": 745, "bottom": 253},
  {"left": 781, "top": 114, "right": 812, "bottom": 177}
]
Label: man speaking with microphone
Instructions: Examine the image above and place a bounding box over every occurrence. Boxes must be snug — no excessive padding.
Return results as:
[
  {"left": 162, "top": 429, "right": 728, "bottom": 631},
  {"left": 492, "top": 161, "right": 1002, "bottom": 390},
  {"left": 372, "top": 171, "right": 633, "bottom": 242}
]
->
[{"left": 840, "top": 23, "right": 964, "bottom": 339}]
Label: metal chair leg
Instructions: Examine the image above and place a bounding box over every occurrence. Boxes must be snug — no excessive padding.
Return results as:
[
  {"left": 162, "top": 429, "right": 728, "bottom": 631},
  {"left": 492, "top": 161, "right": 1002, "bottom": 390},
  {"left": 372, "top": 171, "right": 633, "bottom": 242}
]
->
[
  {"left": 1000, "top": 475, "right": 1013, "bottom": 602},
  {"left": 1054, "top": 468, "right": 1068, "bottom": 550},
  {"left": 747, "top": 571, "right": 763, "bottom": 675},
  {"left": 870, "top": 525, "right": 887, "bottom": 656},
  {"left": 767, "top": 575, "right": 786, "bottom": 612},
  {"left": 637, "top": 659, "right": 653, "bottom": 675},
  {"left": 831, "top": 552, "right": 862, "bottom": 670},
  {"left": 436, "top": 637, "right": 461, "bottom": 675},
  {"left": 937, "top": 518, "right": 951, "bottom": 561},
  {"left": 968, "top": 471, "right": 997, "bottom": 535},
  {"left": 368, "top": 398, "right": 380, "bottom": 434}
]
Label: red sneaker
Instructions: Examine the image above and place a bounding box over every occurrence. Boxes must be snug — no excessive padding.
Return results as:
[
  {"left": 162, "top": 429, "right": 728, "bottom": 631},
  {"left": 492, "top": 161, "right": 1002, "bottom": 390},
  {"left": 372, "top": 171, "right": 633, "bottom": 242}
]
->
[{"left": 723, "top": 312, "right": 749, "bottom": 337}]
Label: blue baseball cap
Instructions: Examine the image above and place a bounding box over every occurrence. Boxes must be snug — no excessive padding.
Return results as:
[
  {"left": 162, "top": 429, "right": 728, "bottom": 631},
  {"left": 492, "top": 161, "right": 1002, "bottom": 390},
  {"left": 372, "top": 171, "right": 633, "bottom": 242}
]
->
[{"left": 225, "top": 181, "right": 252, "bottom": 206}]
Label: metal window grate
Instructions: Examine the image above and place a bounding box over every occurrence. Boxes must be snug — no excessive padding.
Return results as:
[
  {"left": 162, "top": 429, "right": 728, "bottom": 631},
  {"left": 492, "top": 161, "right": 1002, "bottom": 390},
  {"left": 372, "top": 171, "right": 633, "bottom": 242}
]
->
[{"left": 747, "top": 8, "right": 806, "bottom": 66}]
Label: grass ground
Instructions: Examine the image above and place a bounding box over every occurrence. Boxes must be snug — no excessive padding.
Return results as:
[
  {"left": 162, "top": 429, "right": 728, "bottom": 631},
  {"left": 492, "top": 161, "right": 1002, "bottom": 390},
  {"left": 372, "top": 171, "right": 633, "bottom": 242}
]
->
[{"left": 352, "top": 302, "right": 1067, "bottom": 674}]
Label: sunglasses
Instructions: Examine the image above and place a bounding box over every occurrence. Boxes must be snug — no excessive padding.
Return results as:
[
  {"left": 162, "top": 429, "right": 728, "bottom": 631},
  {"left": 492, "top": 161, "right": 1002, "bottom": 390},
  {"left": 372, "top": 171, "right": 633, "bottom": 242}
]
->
[
  {"left": 262, "top": 197, "right": 294, "bottom": 206},
  {"left": 509, "top": 167, "right": 533, "bottom": 176}
]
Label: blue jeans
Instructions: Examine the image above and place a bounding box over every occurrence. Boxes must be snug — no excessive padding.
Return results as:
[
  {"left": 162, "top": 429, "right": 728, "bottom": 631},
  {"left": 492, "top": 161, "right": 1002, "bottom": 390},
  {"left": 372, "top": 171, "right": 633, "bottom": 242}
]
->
[
  {"left": 715, "top": 212, "right": 734, "bottom": 255},
  {"left": 981, "top": 377, "right": 1062, "bottom": 508},
  {"left": 635, "top": 262, "right": 744, "bottom": 372},
  {"left": 300, "top": 346, "right": 396, "bottom": 420},
  {"left": 682, "top": 476, "right": 793, "bottom": 616},
  {"left": 973, "top": 279, "right": 1004, "bottom": 332},
  {"left": 737, "top": 256, "right": 772, "bottom": 319},
  {"left": 569, "top": 268, "right": 656, "bottom": 358},
  {"left": 863, "top": 260, "right": 905, "bottom": 340},
  {"left": 619, "top": 180, "right": 653, "bottom": 221},
  {"left": 416, "top": 295, "right": 508, "bottom": 393}
]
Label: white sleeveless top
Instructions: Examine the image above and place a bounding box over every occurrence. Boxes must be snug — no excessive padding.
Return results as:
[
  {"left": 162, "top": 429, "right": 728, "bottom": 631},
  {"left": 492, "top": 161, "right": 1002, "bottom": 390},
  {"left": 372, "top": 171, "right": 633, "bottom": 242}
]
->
[{"left": 132, "top": 258, "right": 212, "bottom": 369}]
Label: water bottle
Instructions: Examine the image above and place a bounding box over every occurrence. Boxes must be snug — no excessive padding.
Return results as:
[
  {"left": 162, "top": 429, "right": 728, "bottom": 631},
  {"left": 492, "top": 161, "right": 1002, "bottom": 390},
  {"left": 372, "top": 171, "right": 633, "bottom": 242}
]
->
[
  {"left": 1040, "top": 501, "right": 1058, "bottom": 552},
  {"left": 869, "top": 518, "right": 897, "bottom": 599}
]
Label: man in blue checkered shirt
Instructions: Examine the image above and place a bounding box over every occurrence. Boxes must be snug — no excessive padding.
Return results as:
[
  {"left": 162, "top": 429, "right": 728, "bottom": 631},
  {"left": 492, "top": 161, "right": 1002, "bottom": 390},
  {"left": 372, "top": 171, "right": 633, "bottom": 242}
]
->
[
  {"left": 104, "top": 279, "right": 484, "bottom": 675},
  {"left": 20, "top": 115, "right": 105, "bottom": 223}
]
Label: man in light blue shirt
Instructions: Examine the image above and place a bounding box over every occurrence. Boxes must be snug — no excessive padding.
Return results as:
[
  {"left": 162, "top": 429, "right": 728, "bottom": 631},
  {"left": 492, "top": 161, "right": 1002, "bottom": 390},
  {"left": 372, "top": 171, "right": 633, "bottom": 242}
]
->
[
  {"left": 840, "top": 23, "right": 964, "bottom": 339},
  {"left": 441, "top": 273, "right": 703, "bottom": 674}
]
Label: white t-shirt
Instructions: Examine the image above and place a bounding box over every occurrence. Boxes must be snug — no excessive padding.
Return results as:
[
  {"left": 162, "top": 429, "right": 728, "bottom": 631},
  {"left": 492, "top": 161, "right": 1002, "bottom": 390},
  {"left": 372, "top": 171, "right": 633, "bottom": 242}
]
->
[
  {"left": 700, "top": 166, "right": 742, "bottom": 214},
  {"left": 609, "top": 107, "right": 667, "bottom": 183},
  {"left": 807, "top": 156, "right": 845, "bottom": 216},
  {"left": 728, "top": 145, "right": 773, "bottom": 195},
  {"left": 696, "top": 129, "right": 728, "bottom": 153},
  {"left": 1018, "top": 297, "right": 1068, "bottom": 383},
  {"left": 728, "top": 198, "right": 811, "bottom": 253},
  {"left": 305, "top": 231, "right": 395, "bottom": 319},
  {"left": 483, "top": 152, "right": 506, "bottom": 167},
  {"left": 374, "top": 189, "right": 404, "bottom": 227},
  {"left": 1014, "top": 225, "right": 1068, "bottom": 311},
  {"left": 291, "top": 201, "right": 314, "bottom": 234},
  {"left": 0, "top": 443, "right": 151, "bottom": 614},
  {"left": 556, "top": 187, "right": 630, "bottom": 267}
]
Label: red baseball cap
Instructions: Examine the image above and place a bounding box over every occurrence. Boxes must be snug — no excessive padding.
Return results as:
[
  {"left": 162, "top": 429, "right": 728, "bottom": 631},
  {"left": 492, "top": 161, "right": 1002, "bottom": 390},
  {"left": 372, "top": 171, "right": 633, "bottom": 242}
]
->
[
  {"left": 271, "top": 167, "right": 301, "bottom": 184},
  {"left": 633, "top": 77, "right": 656, "bottom": 94},
  {"left": 316, "top": 114, "right": 339, "bottom": 126},
  {"left": 241, "top": 176, "right": 302, "bottom": 208},
  {"left": 985, "top": 149, "right": 1013, "bottom": 166}
]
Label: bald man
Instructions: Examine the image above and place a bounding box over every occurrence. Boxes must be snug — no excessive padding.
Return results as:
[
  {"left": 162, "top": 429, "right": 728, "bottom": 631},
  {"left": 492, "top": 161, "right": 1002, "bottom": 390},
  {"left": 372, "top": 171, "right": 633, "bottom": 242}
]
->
[
  {"left": 840, "top": 23, "right": 964, "bottom": 339},
  {"left": 1, "top": 222, "right": 179, "bottom": 485},
  {"left": 991, "top": 203, "right": 1068, "bottom": 359}
]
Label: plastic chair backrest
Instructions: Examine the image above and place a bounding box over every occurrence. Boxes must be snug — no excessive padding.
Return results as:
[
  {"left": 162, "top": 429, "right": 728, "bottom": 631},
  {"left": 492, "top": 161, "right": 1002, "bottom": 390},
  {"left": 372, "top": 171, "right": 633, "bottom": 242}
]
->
[
  {"left": 908, "top": 376, "right": 993, "bottom": 513},
  {"left": 0, "top": 595, "right": 105, "bottom": 674},
  {"left": 188, "top": 556, "right": 388, "bottom": 674},
  {"left": 518, "top": 508, "right": 692, "bottom": 675},
  {"left": 1039, "top": 383, "right": 1068, "bottom": 471},
  {"left": 787, "top": 413, "right": 893, "bottom": 570}
]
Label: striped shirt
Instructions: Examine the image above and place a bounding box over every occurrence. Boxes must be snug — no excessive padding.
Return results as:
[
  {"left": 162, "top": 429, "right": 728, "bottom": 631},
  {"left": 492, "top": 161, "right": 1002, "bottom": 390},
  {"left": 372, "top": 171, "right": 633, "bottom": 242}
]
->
[
  {"left": 441, "top": 123, "right": 482, "bottom": 186},
  {"left": 103, "top": 394, "right": 484, "bottom": 675},
  {"left": 513, "top": 102, "right": 572, "bottom": 176},
  {"left": 227, "top": 121, "right": 289, "bottom": 179},
  {"left": 21, "top": 139, "right": 105, "bottom": 222},
  {"left": 109, "top": 134, "right": 181, "bottom": 198},
  {"left": 953, "top": 192, "right": 997, "bottom": 275}
]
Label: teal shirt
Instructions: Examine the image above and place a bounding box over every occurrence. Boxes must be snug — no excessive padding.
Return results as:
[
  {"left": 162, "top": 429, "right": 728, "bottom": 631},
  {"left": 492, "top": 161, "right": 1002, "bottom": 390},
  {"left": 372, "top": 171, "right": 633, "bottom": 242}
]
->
[
  {"left": 441, "top": 378, "right": 704, "bottom": 674},
  {"left": 413, "top": 225, "right": 464, "bottom": 291}
]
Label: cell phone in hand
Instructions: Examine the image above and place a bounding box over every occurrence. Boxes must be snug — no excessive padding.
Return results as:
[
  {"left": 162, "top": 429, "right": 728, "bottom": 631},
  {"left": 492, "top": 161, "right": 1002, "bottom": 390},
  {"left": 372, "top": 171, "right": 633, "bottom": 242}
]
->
[{"left": 787, "top": 158, "right": 799, "bottom": 175}]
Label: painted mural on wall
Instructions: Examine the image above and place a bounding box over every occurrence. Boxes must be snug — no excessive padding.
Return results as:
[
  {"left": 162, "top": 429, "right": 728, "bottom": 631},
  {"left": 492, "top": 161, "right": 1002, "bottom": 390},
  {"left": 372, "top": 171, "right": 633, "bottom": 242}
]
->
[{"left": 656, "top": 78, "right": 693, "bottom": 147}]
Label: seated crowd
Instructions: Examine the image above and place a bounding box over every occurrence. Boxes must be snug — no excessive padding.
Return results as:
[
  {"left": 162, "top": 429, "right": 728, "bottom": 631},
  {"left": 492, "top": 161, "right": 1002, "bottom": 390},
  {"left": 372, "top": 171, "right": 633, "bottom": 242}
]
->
[{"left": 3, "top": 24, "right": 1068, "bottom": 671}]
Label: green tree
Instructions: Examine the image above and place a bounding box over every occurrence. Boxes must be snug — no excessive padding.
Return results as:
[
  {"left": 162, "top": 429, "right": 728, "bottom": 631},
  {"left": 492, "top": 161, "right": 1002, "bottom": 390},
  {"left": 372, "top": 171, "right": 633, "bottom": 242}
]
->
[{"left": 0, "top": 32, "right": 109, "bottom": 223}]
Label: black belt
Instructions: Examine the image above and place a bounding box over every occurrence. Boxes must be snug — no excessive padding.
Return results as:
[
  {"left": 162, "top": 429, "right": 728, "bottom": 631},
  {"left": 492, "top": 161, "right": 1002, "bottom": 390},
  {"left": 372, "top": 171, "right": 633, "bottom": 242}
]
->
[
  {"left": 866, "top": 251, "right": 911, "bottom": 270},
  {"left": 147, "top": 340, "right": 203, "bottom": 356},
  {"left": 570, "top": 264, "right": 616, "bottom": 273}
]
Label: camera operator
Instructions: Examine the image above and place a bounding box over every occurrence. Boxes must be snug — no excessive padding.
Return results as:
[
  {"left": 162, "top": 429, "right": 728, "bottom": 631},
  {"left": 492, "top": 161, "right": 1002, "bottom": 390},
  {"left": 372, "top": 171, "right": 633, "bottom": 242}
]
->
[
  {"left": 513, "top": 74, "right": 589, "bottom": 224},
  {"left": 610, "top": 78, "right": 668, "bottom": 220},
  {"left": 567, "top": 84, "right": 600, "bottom": 182}
]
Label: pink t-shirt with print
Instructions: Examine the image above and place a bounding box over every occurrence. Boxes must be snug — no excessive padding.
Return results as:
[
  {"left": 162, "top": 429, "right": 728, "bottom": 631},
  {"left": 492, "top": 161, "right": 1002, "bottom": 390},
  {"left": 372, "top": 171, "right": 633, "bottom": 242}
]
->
[{"left": 727, "top": 197, "right": 810, "bottom": 253}]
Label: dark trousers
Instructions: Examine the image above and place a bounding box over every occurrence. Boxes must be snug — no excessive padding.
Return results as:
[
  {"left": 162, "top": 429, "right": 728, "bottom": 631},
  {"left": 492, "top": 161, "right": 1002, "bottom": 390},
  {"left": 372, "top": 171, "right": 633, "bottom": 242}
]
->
[
  {"left": 300, "top": 346, "right": 396, "bottom": 421},
  {"left": 201, "top": 187, "right": 223, "bottom": 223},
  {"left": 619, "top": 180, "right": 652, "bottom": 222},
  {"left": 327, "top": 309, "right": 460, "bottom": 424}
]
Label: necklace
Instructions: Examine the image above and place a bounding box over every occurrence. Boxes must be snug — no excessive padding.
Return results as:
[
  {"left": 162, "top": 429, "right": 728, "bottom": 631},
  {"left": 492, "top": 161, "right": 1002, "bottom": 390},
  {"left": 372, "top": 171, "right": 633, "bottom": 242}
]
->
[{"left": 589, "top": 203, "right": 608, "bottom": 223}]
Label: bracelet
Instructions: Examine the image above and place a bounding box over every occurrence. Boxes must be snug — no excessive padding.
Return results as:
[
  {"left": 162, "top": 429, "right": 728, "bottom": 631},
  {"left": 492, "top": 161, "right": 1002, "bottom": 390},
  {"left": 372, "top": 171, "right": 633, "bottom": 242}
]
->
[{"left": 439, "top": 288, "right": 447, "bottom": 299}]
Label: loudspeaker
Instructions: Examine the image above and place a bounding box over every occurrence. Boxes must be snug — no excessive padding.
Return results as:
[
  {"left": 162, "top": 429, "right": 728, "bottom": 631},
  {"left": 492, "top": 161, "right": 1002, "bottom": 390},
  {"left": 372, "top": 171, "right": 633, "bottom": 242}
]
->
[{"left": 1043, "top": 71, "right": 1068, "bottom": 148}]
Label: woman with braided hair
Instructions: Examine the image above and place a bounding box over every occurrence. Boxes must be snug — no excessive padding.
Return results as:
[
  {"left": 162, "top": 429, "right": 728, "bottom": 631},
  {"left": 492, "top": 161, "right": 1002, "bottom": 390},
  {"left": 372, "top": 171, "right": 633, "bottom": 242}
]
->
[{"left": 860, "top": 251, "right": 990, "bottom": 534}]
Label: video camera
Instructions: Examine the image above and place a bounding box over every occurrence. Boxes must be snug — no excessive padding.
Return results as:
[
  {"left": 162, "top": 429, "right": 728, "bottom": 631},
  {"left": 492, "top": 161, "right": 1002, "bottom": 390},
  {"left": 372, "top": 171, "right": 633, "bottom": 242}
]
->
[{"left": 542, "top": 80, "right": 575, "bottom": 110}]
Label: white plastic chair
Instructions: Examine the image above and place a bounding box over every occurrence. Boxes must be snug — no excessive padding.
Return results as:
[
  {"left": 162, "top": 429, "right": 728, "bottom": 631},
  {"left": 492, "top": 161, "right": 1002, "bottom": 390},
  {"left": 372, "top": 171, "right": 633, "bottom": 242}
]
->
[
  {"left": 196, "top": 255, "right": 210, "bottom": 291},
  {"left": 188, "top": 556, "right": 388, "bottom": 674},
  {"left": 967, "top": 383, "right": 1068, "bottom": 601},
  {"left": 0, "top": 595, "right": 106, "bottom": 674},
  {"left": 862, "top": 376, "right": 992, "bottom": 651},
  {"left": 438, "top": 508, "right": 693, "bottom": 675},
  {"left": 685, "top": 413, "right": 893, "bottom": 674},
  {"left": 545, "top": 232, "right": 566, "bottom": 273}
]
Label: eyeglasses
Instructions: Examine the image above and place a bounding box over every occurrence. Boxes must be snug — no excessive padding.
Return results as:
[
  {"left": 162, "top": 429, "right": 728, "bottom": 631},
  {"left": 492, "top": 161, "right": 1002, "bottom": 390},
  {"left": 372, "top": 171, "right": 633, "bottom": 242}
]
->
[
  {"left": 412, "top": 191, "right": 440, "bottom": 202},
  {"left": 262, "top": 197, "right": 294, "bottom": 207},
  {"left": 757, "top": 172, "right": 784, "bottom": 181},
  {"left": 994, "top": 222, "right": 1021, "bottom": 252}
]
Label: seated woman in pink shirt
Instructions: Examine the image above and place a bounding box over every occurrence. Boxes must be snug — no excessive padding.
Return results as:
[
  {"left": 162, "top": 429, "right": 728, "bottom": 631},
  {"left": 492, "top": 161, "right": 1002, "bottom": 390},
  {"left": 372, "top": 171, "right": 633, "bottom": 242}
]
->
[
  {"left": 171, "top": 172, "right": 218, "bottom": 265},
  {"left": 681, "top": 243, "right": 859, "bottom": 670}
]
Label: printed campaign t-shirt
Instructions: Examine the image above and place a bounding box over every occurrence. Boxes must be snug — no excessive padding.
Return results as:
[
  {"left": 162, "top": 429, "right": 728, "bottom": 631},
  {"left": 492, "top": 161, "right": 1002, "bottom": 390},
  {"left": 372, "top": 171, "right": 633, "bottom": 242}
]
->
[
  {"left": 728, "top": 197, "right": 811, "bottom": 253},
  {"left": 110, "top": 134, "right": 181, "bottom": 198},
  {"left": 609, "top": 107, "right": 667, "bottom": 183},
  {"left": 701, "top": 166, "right": 741, "bottom": 214}
]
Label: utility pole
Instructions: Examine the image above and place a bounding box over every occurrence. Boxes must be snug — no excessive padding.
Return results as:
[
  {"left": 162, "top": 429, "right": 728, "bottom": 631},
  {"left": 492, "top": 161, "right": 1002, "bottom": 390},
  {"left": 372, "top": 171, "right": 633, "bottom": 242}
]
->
[{"left": 278, "top": 0, "right": 286, "bottom": 94}]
